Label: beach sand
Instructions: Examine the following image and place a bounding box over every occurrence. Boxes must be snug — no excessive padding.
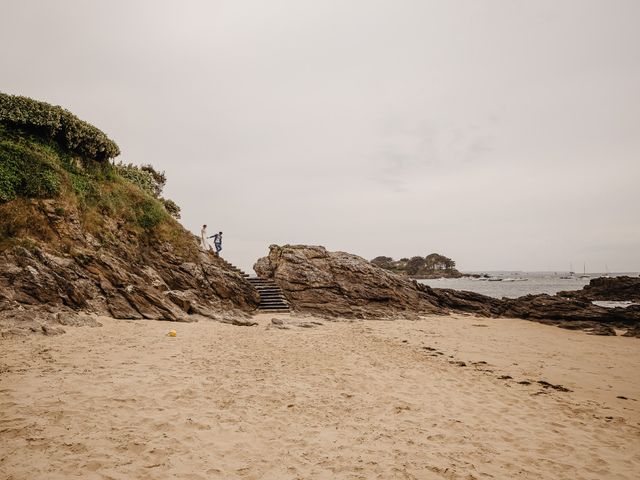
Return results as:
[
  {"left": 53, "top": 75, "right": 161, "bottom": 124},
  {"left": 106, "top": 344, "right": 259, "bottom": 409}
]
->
[{"left": 1, "top": 313, "right": 639, "bottom": 479}]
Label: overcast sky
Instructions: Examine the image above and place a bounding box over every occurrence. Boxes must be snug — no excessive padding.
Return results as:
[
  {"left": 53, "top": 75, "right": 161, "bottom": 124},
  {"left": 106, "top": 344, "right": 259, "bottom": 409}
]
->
[{"left": 2, "top": 0, "right": 639, "bottom": 272}]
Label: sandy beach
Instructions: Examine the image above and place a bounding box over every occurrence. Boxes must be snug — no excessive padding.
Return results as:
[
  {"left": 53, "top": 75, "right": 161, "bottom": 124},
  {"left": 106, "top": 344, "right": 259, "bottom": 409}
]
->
[{"left": 1, "top": 314, "right": 639, "bottom": 479}]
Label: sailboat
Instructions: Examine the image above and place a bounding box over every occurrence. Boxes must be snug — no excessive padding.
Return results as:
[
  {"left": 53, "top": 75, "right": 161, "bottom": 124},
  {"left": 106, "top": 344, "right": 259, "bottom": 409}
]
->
[
  {"left": 579, "top": 262, "right": 590, "bottom": 279},
  {"left": 560, "top": 262, "right": 575, "bottom": 279}
]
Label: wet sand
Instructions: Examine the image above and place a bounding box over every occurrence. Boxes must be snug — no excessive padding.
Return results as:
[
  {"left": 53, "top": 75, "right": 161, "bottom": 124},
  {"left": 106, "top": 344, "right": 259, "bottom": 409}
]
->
[{"left": 1, "top": 313, "right": 639, "bottom": 479}]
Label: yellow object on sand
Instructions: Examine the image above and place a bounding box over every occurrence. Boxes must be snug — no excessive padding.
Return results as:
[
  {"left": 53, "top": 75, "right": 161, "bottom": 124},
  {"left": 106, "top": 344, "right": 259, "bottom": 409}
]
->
[{"left": 167, "top": 330, "right": 177, "bottom": 337}]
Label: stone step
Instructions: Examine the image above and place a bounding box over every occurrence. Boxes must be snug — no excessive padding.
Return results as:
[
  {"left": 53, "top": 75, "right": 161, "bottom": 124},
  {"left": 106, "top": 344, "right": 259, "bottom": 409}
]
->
[{"left": 247, "top": 275, "right": 290, "bottom": 312}]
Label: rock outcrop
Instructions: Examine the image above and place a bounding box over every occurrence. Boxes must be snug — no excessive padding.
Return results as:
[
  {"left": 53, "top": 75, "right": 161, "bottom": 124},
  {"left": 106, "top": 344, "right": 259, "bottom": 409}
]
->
[
  {"left": 1, "top": 95, "right": 260, "bottom": 335},
  {"left": 0, "top": 201, "right": 259, "bottom": 336},
  {"left": 558, "top": 276, "right": 640, "bottom": 302},
  {"left": 254, "top": 245, "right": 640, "bottom": 336},
  {"left": 0, "top": 226, "right": 260, "bottom": 335},
  {"left": 493, "top": 294, "right": 639, "bottom": 336},
  {"left": 254, "top": 245, "right": 445, "bottom": 318}
]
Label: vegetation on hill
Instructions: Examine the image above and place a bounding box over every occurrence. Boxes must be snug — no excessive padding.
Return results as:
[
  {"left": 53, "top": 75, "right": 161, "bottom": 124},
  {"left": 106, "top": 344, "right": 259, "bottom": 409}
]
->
[
  {"left": 0, "top": 93, "right": 187, "bottom": 254},
  {"left": 0, "top": 92, "right": 119, "bottom": 161},
  {"left": 371, "top": 253, "right": 463, "bottom": 278}
]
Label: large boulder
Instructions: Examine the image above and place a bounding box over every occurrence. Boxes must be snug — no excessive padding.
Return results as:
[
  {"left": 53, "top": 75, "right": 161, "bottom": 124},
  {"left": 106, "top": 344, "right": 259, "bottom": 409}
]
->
[{"left": 254, "top": 244, "right": 445, "bottom": 318}]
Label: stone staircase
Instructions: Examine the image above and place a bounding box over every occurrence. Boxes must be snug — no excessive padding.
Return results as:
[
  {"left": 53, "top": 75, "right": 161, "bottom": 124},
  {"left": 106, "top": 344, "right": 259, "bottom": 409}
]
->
[
  {"left": 216, "top": 256, "right": 290, "bottom": 313},
  {"left": 247, "top": 276, "right": 291, "bottom": 313}
]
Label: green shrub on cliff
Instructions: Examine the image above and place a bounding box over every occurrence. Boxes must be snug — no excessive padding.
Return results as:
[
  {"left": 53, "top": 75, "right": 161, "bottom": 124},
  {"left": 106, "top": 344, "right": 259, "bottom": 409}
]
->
[
  {"left": 1, "top": 94, "right": 181, "bottom": 221},
  {"left": 0, "top": 92, "right": 120, "bottom": 161},
  {"left": 114, "top": 162, "right": 180, "bottom": 219},
  {"left": 0, "top": 135, "right": 61, "bottom": 202},
  {"left": 114, "top": 162, "right": 165, "bottom": 197},
  {"left": 0, "top": 94, "right": 189, "bottom": 254}
]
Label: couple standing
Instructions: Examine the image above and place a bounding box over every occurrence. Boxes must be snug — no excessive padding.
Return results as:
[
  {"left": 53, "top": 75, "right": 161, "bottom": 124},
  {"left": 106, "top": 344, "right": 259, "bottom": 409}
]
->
[{"left": 200, "top": 224, "right": 223, "bottom": 255}]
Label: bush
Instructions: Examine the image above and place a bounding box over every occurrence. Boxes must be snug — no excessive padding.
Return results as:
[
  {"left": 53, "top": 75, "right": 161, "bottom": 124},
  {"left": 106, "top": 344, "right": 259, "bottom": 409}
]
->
[
  {"left": 162, "top": 198, "right": 181, "bottom": 219},
  {"left": 0, "top": 139, "right": 61, "bottom": 202},
  {"left": 114, "top": 162, "right": 181, "bottom": 218},
  {"left": 136, "top": 198, "right": 167, "bottom": 230},
  {"left": 0, "top": 92, "right": 120, "bottom": 161},
  {"left": 114, "top": 162, "right": 165, "bottom": 197}
]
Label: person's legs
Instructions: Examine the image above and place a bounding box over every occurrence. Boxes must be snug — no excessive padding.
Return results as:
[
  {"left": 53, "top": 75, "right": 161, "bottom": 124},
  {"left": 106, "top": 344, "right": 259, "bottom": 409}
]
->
[{"left": 215, "top": 243, "right": 222, "bottom": 255}]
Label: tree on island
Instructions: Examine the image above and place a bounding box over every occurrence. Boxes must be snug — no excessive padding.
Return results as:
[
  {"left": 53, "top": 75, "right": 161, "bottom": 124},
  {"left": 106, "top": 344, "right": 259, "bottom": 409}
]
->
[
  {"left": 406, "top": 256, "right": 426, "bottom": 275},
  {"left": 370, "top": 256, "right": 394, "bottom": 269},
  {"left": 370, "top": 253, "right": 460, "bottom": 278},
  {"left": 425, "top": 253, "right": 456, "bottom": 271}
]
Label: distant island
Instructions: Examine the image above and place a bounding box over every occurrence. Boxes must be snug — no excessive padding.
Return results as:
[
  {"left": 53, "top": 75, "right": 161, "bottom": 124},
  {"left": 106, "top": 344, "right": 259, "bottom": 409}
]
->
[{"left": 370, "top": 253, "right": 465, "bottom": 279}]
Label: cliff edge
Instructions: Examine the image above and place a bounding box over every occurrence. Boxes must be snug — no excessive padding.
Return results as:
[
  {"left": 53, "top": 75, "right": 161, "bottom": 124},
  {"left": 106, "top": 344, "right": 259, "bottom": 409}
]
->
[{"left": 0, "top": 93, "right": 258, "bottom": 335}]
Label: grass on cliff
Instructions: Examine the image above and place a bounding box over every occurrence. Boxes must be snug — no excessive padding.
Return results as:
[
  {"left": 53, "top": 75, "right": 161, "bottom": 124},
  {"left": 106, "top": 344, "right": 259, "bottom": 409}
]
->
[{"left": 0, "top": 123, "right": 196, "bottom": 257}]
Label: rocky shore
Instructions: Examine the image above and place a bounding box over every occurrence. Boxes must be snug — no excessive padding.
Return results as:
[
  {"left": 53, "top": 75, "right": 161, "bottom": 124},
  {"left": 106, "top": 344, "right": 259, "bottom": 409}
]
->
[
  {"left": 559, "top": 276, "right": 640, "bottom": 302},
  {"left": 3, "top": 240, "right": 639, "bottom": 338},
  {"left": 5, "top": 94, "right": 637, "bottom": 339},
  {"left": 255, "top": 245, "right": 640, "bottom": 337}
]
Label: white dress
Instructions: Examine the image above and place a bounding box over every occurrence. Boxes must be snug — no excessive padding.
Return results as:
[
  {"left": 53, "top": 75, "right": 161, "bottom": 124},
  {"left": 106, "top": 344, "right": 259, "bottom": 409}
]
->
[{"left": 200, "top": 227, "right": 209, "bottom": 250}]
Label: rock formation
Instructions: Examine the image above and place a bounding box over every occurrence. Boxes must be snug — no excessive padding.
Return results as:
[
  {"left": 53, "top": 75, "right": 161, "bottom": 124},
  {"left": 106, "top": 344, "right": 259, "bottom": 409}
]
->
[
  {"left": 255, "top": 245, "right": 640, "bottom": 336},
  {"left": 0, "top": 204, "right": 260, "bottom": 338},
  {"left": 0, "top": 93, "right": 259, "bottom": 335},
  {"left": 493, "top": 294, "right": 638, "bottom": 336},
  {"left": 2, "top": 95, "right": 638, "bottom": 338},
  {"left": 254, "top": 245, "right": 445, "bottom": 318},
  {"left": 558, "top": 276, "right": 640, "bottom": 302}
]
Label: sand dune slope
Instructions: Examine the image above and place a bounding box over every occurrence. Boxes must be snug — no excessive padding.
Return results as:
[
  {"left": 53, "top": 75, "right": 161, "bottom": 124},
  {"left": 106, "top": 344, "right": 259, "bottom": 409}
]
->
[{"left": 1, "top": 314, "right": 639, "bottom": 479}]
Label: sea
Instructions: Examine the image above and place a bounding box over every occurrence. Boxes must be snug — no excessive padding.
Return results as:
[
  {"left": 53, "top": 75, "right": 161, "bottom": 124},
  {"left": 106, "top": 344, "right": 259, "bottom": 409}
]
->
[{"left": 417, "top": 272, "right": 640, "bottom": 307}]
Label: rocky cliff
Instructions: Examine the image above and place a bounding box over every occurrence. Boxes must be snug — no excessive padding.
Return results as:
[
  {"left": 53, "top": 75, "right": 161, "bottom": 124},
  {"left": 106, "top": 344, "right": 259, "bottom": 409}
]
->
[
  {"left": 255, "top": 245, "right": 640, "bottom": 336},
  {"left": 0, "top": 210, "right": 259, "bottom": 323},
  {"left": 0, "top": 93, "right": 258, "bottom": 335}
]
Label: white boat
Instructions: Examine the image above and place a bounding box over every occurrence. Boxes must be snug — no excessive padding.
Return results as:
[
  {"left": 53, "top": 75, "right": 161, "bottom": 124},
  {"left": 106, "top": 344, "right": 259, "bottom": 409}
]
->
[
  {"left": 579, "top": 262, "right": 590, "bottom": 279},
  {"left": 561, "top": 262, "right": 576, "bottom": 279}
]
